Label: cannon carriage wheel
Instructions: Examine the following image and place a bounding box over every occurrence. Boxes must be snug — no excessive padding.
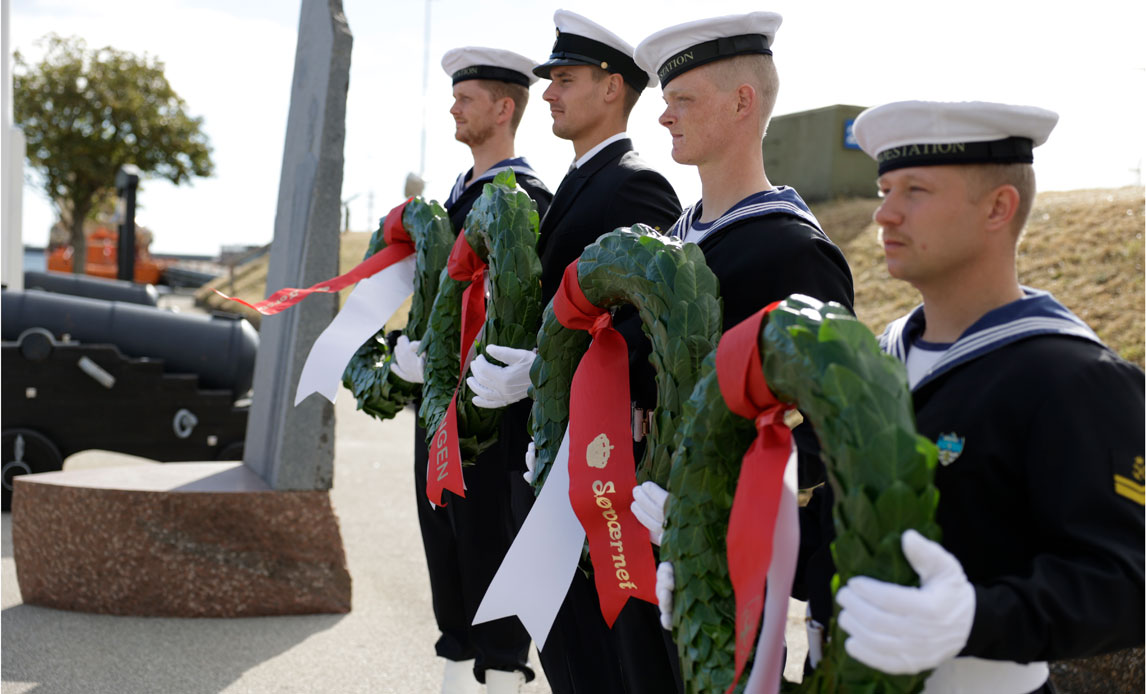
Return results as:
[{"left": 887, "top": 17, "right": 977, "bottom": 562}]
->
[{"left": 2, "top": 429, "right": 65, "bottom": 511}]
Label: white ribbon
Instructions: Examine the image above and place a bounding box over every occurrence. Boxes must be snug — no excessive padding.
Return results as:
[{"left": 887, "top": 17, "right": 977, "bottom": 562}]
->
[
  {"left": 923, "top": 658, "right": 1048, "bottom": 694},
  {"left": 293, "top": 255, "right": 416, "bottom": 405},
  {"left": 743, "top": 439, "right": 800, "bottom": 694},
  {"left": 473, "top": 427, "right": 584, "bottom": 650}
]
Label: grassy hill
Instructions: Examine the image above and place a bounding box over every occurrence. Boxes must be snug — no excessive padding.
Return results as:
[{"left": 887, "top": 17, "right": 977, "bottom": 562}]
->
[{"left": 199, "top": 186, "right": 1144, "bottom": 365}]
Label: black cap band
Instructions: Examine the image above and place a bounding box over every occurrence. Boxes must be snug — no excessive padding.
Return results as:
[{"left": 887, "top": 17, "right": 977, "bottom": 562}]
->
[
  {"left": 657, "top": 34, "right": 772, "bottom": 86},
  {"left": 876, "top": 136, "right": 1035, "bottom": 174},
  {"left": 451, "top": 65, "right": 532, "bottom": 88},
  {"left": 540, "top": 32, "right": 649, "bottom": 91}
]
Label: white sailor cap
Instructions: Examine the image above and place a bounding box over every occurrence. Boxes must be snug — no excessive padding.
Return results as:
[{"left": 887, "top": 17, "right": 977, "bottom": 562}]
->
[
  {"left": 441, "top": 47, "right": 539, "bottom": 88},
  {"left": 533, "top": 9, "right": 652, "bottom": 90},
  {"left": 634, "top": 12, "right": 781, "bottom": 88},
  {"left": 853, "top": 101, "right": 1059, "bottom": 175}
]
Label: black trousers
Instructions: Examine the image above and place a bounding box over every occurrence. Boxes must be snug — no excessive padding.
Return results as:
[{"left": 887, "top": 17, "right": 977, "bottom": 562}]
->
[
  {"left": 538, "top": 566, "right": 626, "bottom": 693},
  {"left": 514, "top": 403, "right": 682, "bottom": 694},
  {"left": 413, "top": 418, "right": 533, "bottom": 682},
  {"left": 536, "top": 559, "right": 682, "bottom": 694},
  {"left": 609, "top": 592, "right": 684, "bottom": 694}
]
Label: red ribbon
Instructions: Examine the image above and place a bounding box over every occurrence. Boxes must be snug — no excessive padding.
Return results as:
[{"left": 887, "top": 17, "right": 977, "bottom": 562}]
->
[
  {"left": 552, "top": 260, "right": 658, "bottom": 626},
  {"left": 715, "top": 301, "right": 793, "bottom": 693},
  {"left": 426, "top": 231, "right": 488, "bottom": 506},
  {"left": 215, "top": 199, "right": 414, "bottom": 316}
]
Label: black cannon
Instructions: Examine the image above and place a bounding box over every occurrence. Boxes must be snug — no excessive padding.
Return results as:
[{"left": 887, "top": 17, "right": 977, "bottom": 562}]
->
[
  {"left": 23, "top": 270, "right": 160, "bottom": 306},
  {"left": 1, "top": 289, "right": 259, "bottom": 509}
]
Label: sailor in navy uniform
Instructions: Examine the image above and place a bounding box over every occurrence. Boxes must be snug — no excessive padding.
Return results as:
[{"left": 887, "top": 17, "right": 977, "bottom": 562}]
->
[
  {"left": 828, "top": 100, "right": 1145, "bottom": 693},
  {"left": 625, "top": 13, "right": 856, "bottom": 687},
  {"left": 529, "top": 11, "right": 682, "bottom": 307},
  {"left": 390, "top": 46, "right": 552, "bottom": 694},
  {"left": 661, "top": 189, "right": 852, "bottom": 331},
  {"left": 630, "top": 11, "right": 855, "bottom": 330},
  {"left": 627, "top": 10, "right": 854, "bottom": 396},
  {"left": 462, "top": 11, "right": 681, "bottom": 694},
  {"left": 443, "top": 157, "right": 550, "bottom": 234},
  {"left": 658, "top": 191, "right": 854, "bottom": 642}
]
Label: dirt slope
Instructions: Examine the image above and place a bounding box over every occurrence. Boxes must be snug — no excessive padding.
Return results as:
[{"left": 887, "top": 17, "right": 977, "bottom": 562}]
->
[{"left": 814, "top": 186, "right": 1144, "bottom": 365}]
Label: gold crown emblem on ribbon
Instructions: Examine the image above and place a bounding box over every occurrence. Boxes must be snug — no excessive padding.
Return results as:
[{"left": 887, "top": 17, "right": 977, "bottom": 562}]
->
[{"left": 586, "top": 433, "right": 614, "bottom": 469}]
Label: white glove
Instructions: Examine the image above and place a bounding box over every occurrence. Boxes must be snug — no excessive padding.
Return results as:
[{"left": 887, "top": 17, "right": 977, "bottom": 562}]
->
[
  {"left": 390, "top": 335, "right": 425, "bottom": 384},
  {"left": 656, "top": 561, "right": 675, "bottom": 630},
  {"left": 523, "top": 440, "right": 536, "bottom": 484},
  {"left": 806, "top": 609, "right": 826, "bottom": 668},
  {"left": 466, "top": 344, "right": 534, "bottom": 409},
  {"left": 836, "top": 529, "right": 975, "bottom": 675},
  {"left": 631, "top": 481, "right": 669, "bottom": 546}
]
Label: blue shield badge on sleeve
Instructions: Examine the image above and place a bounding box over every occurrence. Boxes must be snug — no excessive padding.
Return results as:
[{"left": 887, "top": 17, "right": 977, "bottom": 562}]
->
[{"left": 936, "top": 433, "right": 965, "bottom": 466}]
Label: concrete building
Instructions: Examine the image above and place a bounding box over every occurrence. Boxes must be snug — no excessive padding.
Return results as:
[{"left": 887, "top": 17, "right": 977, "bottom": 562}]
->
[{"left": 763, "top": 104, "right": 878, "bottom": 203}]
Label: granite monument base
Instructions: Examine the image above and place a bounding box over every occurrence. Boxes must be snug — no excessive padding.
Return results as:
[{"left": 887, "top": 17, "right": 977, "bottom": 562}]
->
[{"left": 11, "top": 462, "right": 351, "bottom": 617}]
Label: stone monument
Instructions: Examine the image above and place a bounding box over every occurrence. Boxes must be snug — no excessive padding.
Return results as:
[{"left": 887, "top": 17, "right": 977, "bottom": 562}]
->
[
  {"left": 244, "top": 0, "right": 353, "bottom": 491},
  {"left": 12, "top": 0, "right": 355, "bottom": 617}
]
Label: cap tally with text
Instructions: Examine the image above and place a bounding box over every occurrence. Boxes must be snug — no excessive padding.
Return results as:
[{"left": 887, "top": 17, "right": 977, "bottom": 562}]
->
[
  {"left": 634, "top": 12, "right": 781, "bottom": 87},
  {"left": 533, "top": 9, "right": 651, "bottom": 90},
  {"left": 852, "top": 101, "right": 1059, "bottom": 175},
  {"left": 441, "top": 47, "right": 539, "bottom": 88}
]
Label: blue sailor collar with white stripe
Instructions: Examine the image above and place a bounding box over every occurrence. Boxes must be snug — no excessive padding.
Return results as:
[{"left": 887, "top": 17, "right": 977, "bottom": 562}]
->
[
  {"left": 880, "top": 288, "right": 1105, "bottom": 391},
  {"left": 668, "top": 186, "right": 824, "bottom": 244},
  {"left": 446, "top": 157, "right": 541, "bottom": 208}
]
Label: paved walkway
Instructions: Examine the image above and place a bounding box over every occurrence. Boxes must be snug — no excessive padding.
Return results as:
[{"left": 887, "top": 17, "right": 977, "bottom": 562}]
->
[
  {"left": 2, "top": 394, "right": 560, "bottom": 694},
  {"left": 1, "top": 301, "right": 807, "bottom": 692}
]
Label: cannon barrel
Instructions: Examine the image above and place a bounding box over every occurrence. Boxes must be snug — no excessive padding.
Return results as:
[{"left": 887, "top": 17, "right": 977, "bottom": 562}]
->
[
  {"left": 23, "top": 271, "right": 160, "bottom": 306},
  {"left": 2, "top": 289, "right": 258, "bottom": 394}
]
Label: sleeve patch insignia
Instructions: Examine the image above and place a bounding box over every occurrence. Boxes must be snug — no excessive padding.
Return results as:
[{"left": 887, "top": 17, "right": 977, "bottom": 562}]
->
[{"left": 936, "top": 432, "right": 965, "bottom": 466}]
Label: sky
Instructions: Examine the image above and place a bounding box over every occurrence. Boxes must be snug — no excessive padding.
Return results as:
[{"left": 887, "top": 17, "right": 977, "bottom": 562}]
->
[{"left": 7, "top": 0, "right": 1145, "bottom": 256}]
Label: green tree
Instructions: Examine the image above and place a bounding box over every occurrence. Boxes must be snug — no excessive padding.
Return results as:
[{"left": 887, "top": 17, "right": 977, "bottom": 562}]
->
[{"left": 13, "top": 34, "right": 213, "bottom": 273}]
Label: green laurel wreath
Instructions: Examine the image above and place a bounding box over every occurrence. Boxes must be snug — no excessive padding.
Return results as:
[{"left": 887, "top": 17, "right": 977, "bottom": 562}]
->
[
  {"left": 341, "top": 198, "right": 455, "bottom": 422},
  {"left": 419, "top": 170, "right": 544, "bottom": 462},
  {"left": 529, "top": 226, "right": 723, "bottom": 492},
  {"left": 664, "top": 294, "right": 941, "bottom": 694}
]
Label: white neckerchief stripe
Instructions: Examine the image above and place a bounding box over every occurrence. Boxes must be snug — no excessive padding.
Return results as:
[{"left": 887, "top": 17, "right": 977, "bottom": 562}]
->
[
  {"left": 476, "top": 163, "right": 540, "bottom": 185},
  {"left": 710, "top": 201, "right": 822, "bottom": 235},
  {"left": 448, "top": 160, "right": 541, "bottom": 207},
  {"left": 884, "top": 312, "right": 1102, "bottom": 391},
  {"left": 882, "top": 317, "right": 909, "bottom": 361},
  {"left": 669, "top": 190, "right": 823, "bottom": 243},
  {"left": 933, "top": 317, "right": 1098, "bottom": 369},
  {"left": 668, "top": 210, "right": 694, "bottom": 238},
  {"left": 449, "top": 171, "right": 468, "bottom": 205}
]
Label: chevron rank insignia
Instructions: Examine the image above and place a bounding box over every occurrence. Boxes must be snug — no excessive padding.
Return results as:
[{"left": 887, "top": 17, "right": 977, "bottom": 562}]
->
[{"left": 1114, "top": 456, "right": 1145, "bottom": 506}]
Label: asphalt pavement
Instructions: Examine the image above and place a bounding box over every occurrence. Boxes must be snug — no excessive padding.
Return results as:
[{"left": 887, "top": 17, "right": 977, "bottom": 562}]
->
[
  {"left": 2, "top": 393, "right": 561, "bottom": 694},
  {"left": 1, "top": 299, "right": 806, "bottom": 692}
]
